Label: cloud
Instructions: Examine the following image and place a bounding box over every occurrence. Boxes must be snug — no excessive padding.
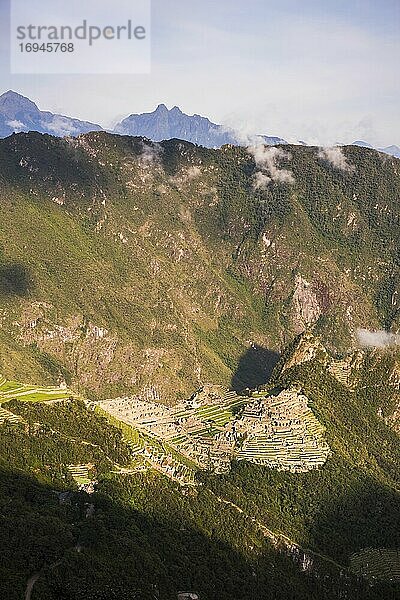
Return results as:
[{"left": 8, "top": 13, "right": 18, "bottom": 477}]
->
[
  {"left": 221, "top": 123, "right": 260, "bottom": 147},
  {"left": 45, "top": 116, "right": 79, "bottom": 137},
  {"left": 139, "top": 140, "right": 164, "bottom": 167},
  {"left": 221, "top": 122, "right": 294, "bottom": 188},
  {"left": 7, "top": 120, "right": 26, "bottom": 131},
  {"left": 253, "top": 171, "right": 271, "bottom": 189},
  {"left": 318, "top": 146, "right": 355, "bottom": 173},
  {"left": 356, "top": 328, "right": 400, "bottom": 348},
  {"left": 250, "top": 145, "right": 295, "bottom": 188}
]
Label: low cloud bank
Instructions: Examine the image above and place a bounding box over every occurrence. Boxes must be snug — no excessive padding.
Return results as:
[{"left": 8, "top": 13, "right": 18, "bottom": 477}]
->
[
  {"left": 45, "top": 116, "right": 79, "bottom": 137},
  {"left": 139, "top": 141, "right": 163, "bottom": 167},
  {"left": 221, "top": 124, "right": 295, "bottom": 189},
  {"left": 318, "top": 146, "right": 355, "bottom": 173},
  {"left": 356, "top": 328, "right": 400, "bottom": 348},
  {"left": 250, "top": 145, "right": 295, "bottom": 188}
]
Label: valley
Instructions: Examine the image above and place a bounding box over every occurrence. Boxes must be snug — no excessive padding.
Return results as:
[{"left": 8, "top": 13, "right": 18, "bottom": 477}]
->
[
  {"left": 0, "top": 131, "right": 399, "bottom": 599},
  {"left": 0, "top": 326, "right": 399, "bottom": 598}
]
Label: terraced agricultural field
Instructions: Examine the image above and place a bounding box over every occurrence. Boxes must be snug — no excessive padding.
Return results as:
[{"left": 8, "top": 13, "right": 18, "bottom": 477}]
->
[
  {"left": 236, "top": 387, "right": 330, "bottom": 472},
  {"left": 67, "top": 464, "right": 92, "bottom": 485},
  {"left": 0, "top": 376, "right": 73, "bottom": 404},
  {"left": 350, "top": 548, "right": 400, "bottom": 581},
  {"left": 0, "top": 405, "right": 23, "bottom": 424}
]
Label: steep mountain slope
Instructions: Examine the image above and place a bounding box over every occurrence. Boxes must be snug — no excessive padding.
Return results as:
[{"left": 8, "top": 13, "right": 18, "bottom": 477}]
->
[
  {"left": 0, "top": 131, "right": 399, "bottom": 402},
  {"left": 0, "top": 91, "right": 103, "bottom": 138},
  {"left": 203, "top": 333, "right": 400, "bottom": 579},
  {"left": 0, "top": 130, "right": 399, "bottom": 597},
  {"left": 0, "top": 337, "right": 398, "bottom": 599}
]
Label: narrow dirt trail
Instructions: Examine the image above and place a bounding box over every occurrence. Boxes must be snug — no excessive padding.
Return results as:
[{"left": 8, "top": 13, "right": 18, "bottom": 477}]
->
[
  {"left": 24, "top": 556, "right": 67, "bottom": 599},
  {"left": 25, "top": 573, "right": 40, "bottom": 600},
  {"left": 209, "top": 490, "right": 344, "bottom": 571}
]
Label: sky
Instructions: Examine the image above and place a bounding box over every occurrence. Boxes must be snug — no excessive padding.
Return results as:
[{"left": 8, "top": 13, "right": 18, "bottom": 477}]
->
[{"left": 0, "top": 0, "right": 399, "bottom": 146}]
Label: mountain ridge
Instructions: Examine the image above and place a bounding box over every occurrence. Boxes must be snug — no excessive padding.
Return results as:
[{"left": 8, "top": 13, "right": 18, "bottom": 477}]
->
[
  {"left": 1, "top": 90, "right": 398, "bottom": 154},
  {"left": 0, "top": 90, "right": 103, "bottom": 138},
  {"left": 0, "top": 129, "right": 399, "bottom": 598},
  {"left": 0, "top": 130, "right": 399, "bottom": 402}
]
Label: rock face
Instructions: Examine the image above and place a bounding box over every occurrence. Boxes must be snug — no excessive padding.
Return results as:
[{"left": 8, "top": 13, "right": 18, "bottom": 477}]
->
[
  {"left": 291, "top": 275, "right": 322, "bottom": 332},
  {"left": 113, "top": 104, "right": 288, "bottom": 148},
  {"left": 0, "top": 90, "right": 103, "bottom": 138},
  {"left": 115, "top": 104, "right": 234, "bottom": 148}
]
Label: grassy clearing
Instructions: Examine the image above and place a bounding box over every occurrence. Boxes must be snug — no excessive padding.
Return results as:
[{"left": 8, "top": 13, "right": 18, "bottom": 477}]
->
[{"left": 0, "top": 375, "right": 72, "bottom": 404}]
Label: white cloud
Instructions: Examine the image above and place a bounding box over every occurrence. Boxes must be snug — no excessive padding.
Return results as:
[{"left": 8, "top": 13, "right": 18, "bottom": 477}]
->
[
  {"left": 221, "top": 122, "right": 294, "bottom": 188},
  {"left": 7, "top": 119, "right": 26, "bottom": 131},
  {"left": 45, "top": 116, "right": 79, "bottom": 137},
  {"left": 139, "top": 140, "right": 164, "bottom": 167},
  {"left": 356, "top": 328, "right": 400, "bottom": 348},
  {"left": 250, "top": 145, "right": 295, "bottom": 188},
  {"left": 253, "top": 171, "right": 271, "bottom": 190},
  {"left": 318, "top": 146, "right": 355, "bottom": 173}
]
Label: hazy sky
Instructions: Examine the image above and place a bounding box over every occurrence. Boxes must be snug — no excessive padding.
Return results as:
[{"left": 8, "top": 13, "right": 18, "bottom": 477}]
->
[{"left": 0, "top": 0, "right": 399, "bottom": 146}]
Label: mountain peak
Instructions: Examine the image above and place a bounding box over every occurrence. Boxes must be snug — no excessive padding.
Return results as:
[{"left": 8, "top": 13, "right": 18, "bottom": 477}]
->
[
  {"left": 0, "top": 89, "right": 38, "bottom": 105},
  {"left": 0, "top": 89, "right": 102, "bottom": 137},
  {"left": 155, "top": 103, "right": 168, "bottom": 113},
  {"left": 352, "top": 140, "right": 374, "bottom": 149}
]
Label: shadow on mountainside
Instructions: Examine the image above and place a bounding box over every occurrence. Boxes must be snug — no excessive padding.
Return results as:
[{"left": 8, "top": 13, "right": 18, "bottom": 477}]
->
[
  {"left": 0, "top": 263, "right": 34, "bottom": 296},
  {"left": 309, "top": 476, "right": 400, "bottom": 567},
  {"left": 0, "top": 467, "right": 349, "bottom": 600},
  {"left": 1, "top": 466, "right": 398, "bottom": 600},
  {"left": 231, "top": 344, "right": 280, "bottom": 392}
]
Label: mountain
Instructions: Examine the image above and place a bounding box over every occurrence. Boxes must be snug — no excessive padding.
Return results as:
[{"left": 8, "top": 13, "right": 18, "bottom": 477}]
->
[
  {"left": 0, "top": 131, "right": 399, "bottom": 598},
  {"left": 0, "top": 93, "right": 291, "bottom": 147},
  {"left": 0, "top": 131, "right": 399, "bottom": 402},
  {"left": 0, "top": 90, "right": 103, "bottom": 138},
  {"left": 113, "top": 103, "right": 289, "bottom": 147},
  {"left": 1, "top": 92, "right": 399, "bottom": 157},
  {"left": 352, "top": 139, "right": 400, "bottom": 158},
  {"left": 0, "top": 334, "right": 398, "bottom": 599},
  {"left": 261, "top": 134, "right": 289, "bottom": 145},
  {"left": 352, "top": 140, "right": 374, "bottom": 148},
  {"left": 114, "top": 103, "right": 232, "bottom": 147},
  {"left": 381, "top": 144, "right": 400, "bottom": 158}
]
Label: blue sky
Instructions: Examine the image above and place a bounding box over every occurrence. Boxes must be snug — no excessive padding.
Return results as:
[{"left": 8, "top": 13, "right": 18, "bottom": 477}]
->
[{"left": 0, "top": 0, "right": 399, "bottom": 145}]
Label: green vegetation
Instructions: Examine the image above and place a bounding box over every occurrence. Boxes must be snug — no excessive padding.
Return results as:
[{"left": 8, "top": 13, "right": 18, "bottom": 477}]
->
[
  {"left": 0, "top": 133, "right": 399, "bottom": 598},
  {"left": 0, "top": 378, "right": 72, "bottom": 403},
  {"left": 0, "top": 345, "right": 399, "bottom": 598},
  {"left": 201, "top": 343, "right": 400, "bottom": 570},
  {"left": 0, "top": 134, "right": 399, "bottom": 400}
]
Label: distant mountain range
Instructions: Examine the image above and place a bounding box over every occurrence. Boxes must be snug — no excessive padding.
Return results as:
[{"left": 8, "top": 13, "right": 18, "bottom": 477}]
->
[
  {"left": 0, "top": 90, "right": 102, "bottom": 138},
  {"left": 114, "top": 102, "right": 287, "bottom": 147},
  {"left": 352, "top": 139, "right": 400, "bottom": 158},
  {"left": 114, "top": 103, "right": 233, "bottom": 146},
  {"left": 0, "top": 90, "right": 398, "bottom": 156}
]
